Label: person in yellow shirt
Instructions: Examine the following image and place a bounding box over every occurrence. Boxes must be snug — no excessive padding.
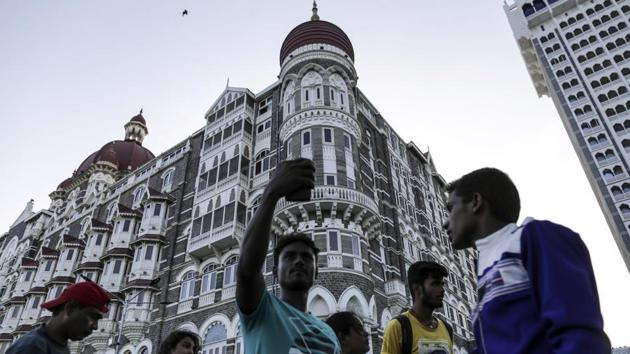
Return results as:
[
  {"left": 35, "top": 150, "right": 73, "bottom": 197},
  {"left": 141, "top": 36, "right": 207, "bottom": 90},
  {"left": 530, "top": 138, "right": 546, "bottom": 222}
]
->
[{"left": 381, "top": 261, "right": 452, "bottom": 354}]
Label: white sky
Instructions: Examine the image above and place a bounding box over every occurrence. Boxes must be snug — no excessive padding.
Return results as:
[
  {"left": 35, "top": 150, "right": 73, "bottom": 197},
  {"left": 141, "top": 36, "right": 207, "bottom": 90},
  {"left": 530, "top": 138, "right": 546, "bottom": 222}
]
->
[{"left": 1, "top": 0, "right": 628, "bottom": 347}]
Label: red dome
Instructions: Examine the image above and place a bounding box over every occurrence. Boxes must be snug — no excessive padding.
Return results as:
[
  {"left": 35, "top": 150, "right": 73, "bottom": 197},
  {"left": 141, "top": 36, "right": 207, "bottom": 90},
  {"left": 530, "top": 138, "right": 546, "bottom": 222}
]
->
[
  {"left": 280, "top": 20, "right": 354, "bottom": 65},
  {"left": 98, "top": 146, "right": 118, "bottom": 164},
  {"left": 130, "top": 113, "right": 146, "bottom": 125},
  {"left": 75, "top": 140, "right": 154, "bottom": 175},
  {"left": 57, "top": 177, "right": 74, "bottom": 190}
]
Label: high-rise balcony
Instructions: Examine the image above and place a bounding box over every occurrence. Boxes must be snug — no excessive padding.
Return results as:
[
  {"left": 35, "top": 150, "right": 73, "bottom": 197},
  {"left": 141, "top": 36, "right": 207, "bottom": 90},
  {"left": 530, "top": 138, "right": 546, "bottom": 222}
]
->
[
  {"left": 188, "top": 221, "right": 246, "bottom": 259},
  {"left": 273, "top": 186, "right": 380, "bottom": 238}
]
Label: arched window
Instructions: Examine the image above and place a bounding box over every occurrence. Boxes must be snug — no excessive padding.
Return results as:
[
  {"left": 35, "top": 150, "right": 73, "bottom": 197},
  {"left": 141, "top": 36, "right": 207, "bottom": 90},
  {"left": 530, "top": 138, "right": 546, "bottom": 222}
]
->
[
  {"left": 107, "top": 203, "right": 117, "bottom": 222},
  {"left": 201, "top": 264, "right": 219, "bottom": 293},
  {"left": 254, "top": 150, "right": 271, "bottom": 175},
  {"left": 603, "top": 169, "right": 614, "bottom": 181},
  {"left": 162, "top": 169, "right": 174, "bottom": 191},
  {"left": 203, "top": 322, "right": 228, "bottom": 353},
  {"left": 301, "top": 71, "right": 323, "bottom": 107},
  {"left": 612, "top": 186, "right": 623, "bottom": 196},
  {"left": 283, "top": 81, "right": 295, "bottom": 115},
  {"left": 133, "top": 187, "right": 146, "bottom": 206},
  {"left": 179, "top": 271, "right": 197, "bottom": 301},
  {"left": 328, "top": 73, "right": 348, "bottom": 111},
  {"left": 223, "top": 256, "right": 239, "bottom": 287}
]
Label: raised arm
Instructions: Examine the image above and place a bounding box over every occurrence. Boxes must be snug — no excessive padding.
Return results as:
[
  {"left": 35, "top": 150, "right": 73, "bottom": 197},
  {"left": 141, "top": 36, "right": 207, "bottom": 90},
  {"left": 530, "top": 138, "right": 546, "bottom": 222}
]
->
[{"left": 236, "top": 159, "right": 315, "bottom": 314}]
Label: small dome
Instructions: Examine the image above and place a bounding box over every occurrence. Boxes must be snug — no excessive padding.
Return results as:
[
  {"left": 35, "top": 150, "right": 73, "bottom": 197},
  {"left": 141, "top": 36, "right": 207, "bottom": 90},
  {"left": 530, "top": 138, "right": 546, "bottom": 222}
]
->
[
  {"left": 279, "top": 19, "right": 354, "bottom": 65},
  {"left": 130, "top": 113, "right": 146, "bottom": 125}
]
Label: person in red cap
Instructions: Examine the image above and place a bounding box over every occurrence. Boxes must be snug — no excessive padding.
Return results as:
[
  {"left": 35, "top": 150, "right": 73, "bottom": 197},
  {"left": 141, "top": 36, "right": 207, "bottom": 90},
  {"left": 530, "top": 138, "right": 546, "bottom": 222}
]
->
[{"left": 6, "top": 281, "right": 111, "bottom": 354}]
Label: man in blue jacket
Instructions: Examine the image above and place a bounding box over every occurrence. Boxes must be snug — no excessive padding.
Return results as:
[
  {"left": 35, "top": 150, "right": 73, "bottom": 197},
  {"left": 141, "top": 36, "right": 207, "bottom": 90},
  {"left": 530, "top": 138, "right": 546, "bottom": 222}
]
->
[{"left": 443, "top": 167, "right": 610, "bottom": 354}]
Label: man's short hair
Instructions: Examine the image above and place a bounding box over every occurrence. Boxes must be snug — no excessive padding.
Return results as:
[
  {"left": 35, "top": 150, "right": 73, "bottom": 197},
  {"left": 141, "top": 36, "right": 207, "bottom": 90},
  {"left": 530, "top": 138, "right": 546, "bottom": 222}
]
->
[
  {"left": 446, "top": 167, "right": 520, "bottom": 224},
  {"left": 273, "top": 232, "right": 320, "bottom": 266},
  {"left": 407, "top": 261, "right": 448, "bottom": 301},
  {"left": 325, "top": 311, "right": 363, "bottom": 337}
]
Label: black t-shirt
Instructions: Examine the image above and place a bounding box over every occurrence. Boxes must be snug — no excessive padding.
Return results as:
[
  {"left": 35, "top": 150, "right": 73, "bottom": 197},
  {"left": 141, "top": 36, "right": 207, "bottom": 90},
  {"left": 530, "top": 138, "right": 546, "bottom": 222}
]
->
[{"left": 6, "top": 326, "right": 69, "bottom": 354}]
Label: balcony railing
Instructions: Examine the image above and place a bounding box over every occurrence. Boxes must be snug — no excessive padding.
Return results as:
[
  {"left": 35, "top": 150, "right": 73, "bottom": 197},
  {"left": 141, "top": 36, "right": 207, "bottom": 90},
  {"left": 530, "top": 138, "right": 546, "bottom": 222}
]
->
[{"left": 275, "top": 186, "right": 379, "bottom": 215}]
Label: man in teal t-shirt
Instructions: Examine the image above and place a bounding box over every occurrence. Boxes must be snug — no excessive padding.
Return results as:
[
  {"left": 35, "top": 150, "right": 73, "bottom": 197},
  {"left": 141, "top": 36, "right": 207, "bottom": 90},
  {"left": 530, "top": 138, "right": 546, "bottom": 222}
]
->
[{"left": 236, "top": 159, "right": 341, "bottom": 354}]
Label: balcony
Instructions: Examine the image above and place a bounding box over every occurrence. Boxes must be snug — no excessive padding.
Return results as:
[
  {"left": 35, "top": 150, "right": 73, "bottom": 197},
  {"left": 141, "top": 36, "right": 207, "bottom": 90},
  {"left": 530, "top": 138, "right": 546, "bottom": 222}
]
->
[
  {"left": 188, "top": 221, "right": 246, "bottom": 259},
  {"left": 122, "top": 308, "right": 151, "bottom": 343},
  {"left": 327, "top": 254, "right": 342, "bottom": 268},
  {"left": 273, "top": 186, "right": 380, "bottom": 238},
  {"left": 177, "top": 298, "right": 194, "bottom": 314},
  {"left": 252, "top": 171, "right": 270, "bottom": 189},
  {"left": 221, "top": 285, "right": 236, "bottom": 301},
  {"left": 198, "top": 291, "right": 217, "bottom": 307}
]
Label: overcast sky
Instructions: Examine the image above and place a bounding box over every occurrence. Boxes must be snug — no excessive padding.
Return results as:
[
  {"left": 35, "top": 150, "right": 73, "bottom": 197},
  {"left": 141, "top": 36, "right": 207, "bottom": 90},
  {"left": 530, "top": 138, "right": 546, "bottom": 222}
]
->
[{"left": 1, "top": 0, "right": 628, "bottom": 347}]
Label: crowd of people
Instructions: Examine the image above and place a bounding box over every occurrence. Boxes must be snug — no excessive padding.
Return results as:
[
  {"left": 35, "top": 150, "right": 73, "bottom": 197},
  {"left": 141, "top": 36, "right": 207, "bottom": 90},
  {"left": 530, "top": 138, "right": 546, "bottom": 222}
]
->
[{"left": 5, "top": 159, "right": 612, "bottom": 353}]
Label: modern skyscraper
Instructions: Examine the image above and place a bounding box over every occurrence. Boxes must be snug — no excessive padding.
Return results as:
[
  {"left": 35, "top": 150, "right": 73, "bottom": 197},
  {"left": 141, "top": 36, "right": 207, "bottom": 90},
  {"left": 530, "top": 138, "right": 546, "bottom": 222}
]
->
[
  {"left": 0, "top": 5, "right": 477, "bottom": 354},
  {"left": 505, "top": 0, "right": 630, "bottom": 272}
]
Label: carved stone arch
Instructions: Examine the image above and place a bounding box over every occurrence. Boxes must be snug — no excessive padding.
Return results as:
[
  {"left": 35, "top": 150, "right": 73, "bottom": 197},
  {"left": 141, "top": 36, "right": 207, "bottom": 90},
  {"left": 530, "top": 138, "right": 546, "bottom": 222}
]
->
[
  {"left": 176, "top": 265, "right": 199, "bottom": 282},
  {"left": 307, "top": 285, "right": 337, "bottom": 317},
  {"left": 177, "top": 321, "right": 200, "bottom": 334},
  {"left": 380, "top": 308, "right": 392, "bottom": 329},
  {"left": 296, "top": 63, "right": 327, "bottom": 80},
  {"left": 368, "top": 295, "right": 378, "bottom": 323},
  {"left": 199, "top": 313, "right": 231, "bottom": 345},
  {"left": 136, "top": 339, "right": 153, "bottom": 354},
  {"left": 324, "top": 65, "right": 355, "bottom": 87},
  {"left": 220, "top": 248, "right": 241, "bottom": 264},
  {"left": 199, "top": 256, "right": 221, "bottom": 272},
  {"left": 338, "top": 286, "right": 369, "bottom": 317},
  {"left": 230, "top": 314, "right": 241, "bottom": 338},
  {"left": 281, "top": 75, "right": 299, "bottom": 96}
]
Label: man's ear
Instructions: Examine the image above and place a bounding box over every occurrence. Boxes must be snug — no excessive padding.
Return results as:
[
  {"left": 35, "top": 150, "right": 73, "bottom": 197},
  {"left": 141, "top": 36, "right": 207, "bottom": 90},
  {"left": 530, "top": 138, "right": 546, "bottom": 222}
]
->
[{"left": 471, "top": 193, "right": 483, "bottom": 214}]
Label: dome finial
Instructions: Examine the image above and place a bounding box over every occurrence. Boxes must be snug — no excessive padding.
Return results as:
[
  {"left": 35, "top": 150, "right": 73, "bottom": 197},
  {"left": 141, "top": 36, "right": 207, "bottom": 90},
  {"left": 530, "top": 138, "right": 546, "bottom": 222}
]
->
[{"left": 311, "top": 0, "right": 319, "bottom": 21}]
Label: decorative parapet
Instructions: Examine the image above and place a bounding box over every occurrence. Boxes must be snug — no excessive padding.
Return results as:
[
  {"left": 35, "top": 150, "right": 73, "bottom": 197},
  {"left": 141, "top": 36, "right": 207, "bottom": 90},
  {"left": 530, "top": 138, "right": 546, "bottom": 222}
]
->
[{"left": 279, "top": 108, "right": 361, "bottom": 142}]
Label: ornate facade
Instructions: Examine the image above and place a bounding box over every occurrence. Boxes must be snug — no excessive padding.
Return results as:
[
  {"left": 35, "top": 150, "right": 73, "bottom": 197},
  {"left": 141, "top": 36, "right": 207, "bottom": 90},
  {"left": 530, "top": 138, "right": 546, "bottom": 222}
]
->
[{"left": 0, "top": 6, "right": 476, "bottom": 354}]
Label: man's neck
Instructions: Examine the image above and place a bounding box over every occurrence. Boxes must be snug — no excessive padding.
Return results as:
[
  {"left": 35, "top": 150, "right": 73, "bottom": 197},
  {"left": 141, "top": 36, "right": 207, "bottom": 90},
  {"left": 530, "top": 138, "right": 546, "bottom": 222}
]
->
[
  {"left": 44, "top": 318, "right": 68, "bottom": 346},
  {"left": 411, "top": 303, "right": 434, "bottom": 323},
  {"left": 476, "top": 218, "right": 510, "bottom": 243},
  {"left": 279, "top": 288, "right": 308, "bottom": 312}
]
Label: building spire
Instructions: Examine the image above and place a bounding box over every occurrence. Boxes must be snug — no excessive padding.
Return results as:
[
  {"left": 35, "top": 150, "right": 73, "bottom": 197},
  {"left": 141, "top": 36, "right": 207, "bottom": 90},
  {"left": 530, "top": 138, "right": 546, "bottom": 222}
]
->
[{"left": 311, "top": 0, "right": 319, "bottom": 21}]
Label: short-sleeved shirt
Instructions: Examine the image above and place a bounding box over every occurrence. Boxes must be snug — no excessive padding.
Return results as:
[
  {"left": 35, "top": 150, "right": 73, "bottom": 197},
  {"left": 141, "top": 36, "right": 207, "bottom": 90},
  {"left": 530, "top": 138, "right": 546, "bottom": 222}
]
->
[
  {"left": 238, "top": 290, "right": 341, "bottom": 354},
  {"left": 6, "top": 326, "right": 70, "bottom": 354},
  {"left": 381, "top": 311, "right": 452, "bottom": 354}
]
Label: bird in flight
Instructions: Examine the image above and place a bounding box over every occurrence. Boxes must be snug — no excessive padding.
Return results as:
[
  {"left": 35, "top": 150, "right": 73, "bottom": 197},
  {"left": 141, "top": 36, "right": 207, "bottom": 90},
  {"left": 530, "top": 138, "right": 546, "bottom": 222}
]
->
[{"left": 182, "top": 9, "right": 188, "bottom": 16}]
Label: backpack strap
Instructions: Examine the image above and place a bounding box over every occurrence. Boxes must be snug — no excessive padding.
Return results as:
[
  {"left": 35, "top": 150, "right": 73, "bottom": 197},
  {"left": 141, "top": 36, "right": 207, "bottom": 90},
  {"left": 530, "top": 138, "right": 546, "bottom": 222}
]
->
[
  {"left": 395, "top": 315, "right": 413, "bottom": 354},
  {"left": 439, "top": 318, "right": 454, "bottom": 343}
]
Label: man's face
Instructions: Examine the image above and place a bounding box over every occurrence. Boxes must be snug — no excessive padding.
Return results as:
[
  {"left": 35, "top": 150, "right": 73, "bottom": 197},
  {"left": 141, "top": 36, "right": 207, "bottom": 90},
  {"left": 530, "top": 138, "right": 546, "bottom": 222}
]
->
[
  {"left": 276, "top": 241, "right": 316, "bottom": 292},
  {"left": 444, "top": 192, "right": 478, "bottom": 249},
  {"left": 416, "top": 275, "right": 445, "bottom": 310},
  {"left": 65, "top": 305, "right": 103, "bottom": 340}
]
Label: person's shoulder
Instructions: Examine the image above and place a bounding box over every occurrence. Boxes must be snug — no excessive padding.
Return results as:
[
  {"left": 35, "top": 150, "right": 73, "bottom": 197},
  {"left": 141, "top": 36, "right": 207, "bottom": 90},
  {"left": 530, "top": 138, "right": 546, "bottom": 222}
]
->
[
  {"left": 523, "top": 218, "right": 575, "bottom": 232},
  {"left": 7, "top": 329, "right": 49, "bottom": 353},
  {"left": 522, "top": 218, "right": 580, "bottom": 239},
  {"left": 383, "top": 313, "right": 404, "bottom": 332}
]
